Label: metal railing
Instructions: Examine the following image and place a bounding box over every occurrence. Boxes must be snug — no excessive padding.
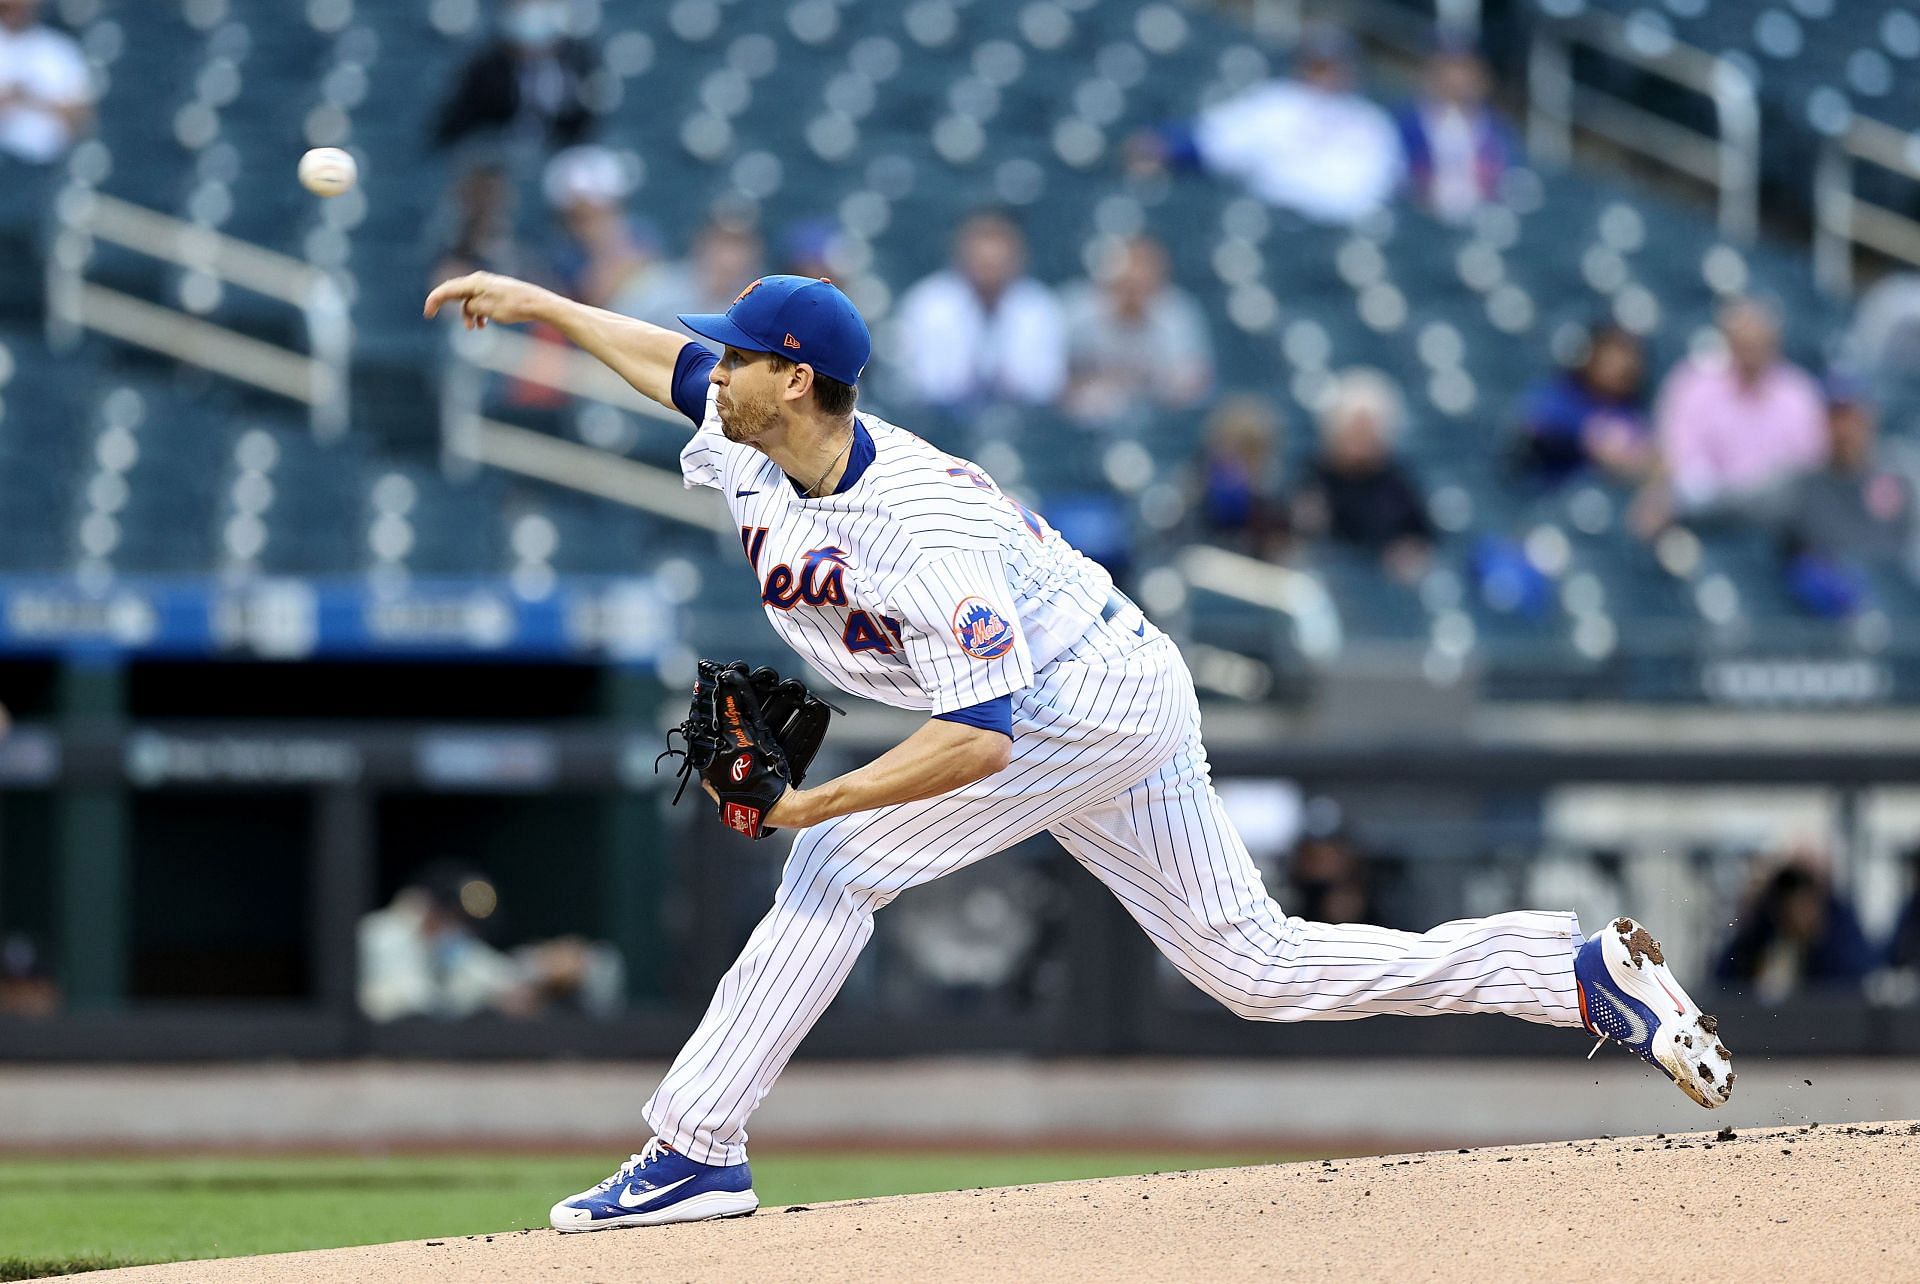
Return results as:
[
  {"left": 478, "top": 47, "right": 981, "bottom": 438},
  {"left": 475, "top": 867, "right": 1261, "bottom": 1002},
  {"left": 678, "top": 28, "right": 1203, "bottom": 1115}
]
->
[
  {"left": 1174, "top": 544, "right": 1345, "bottom": 664},
  {"left": 437, "top": 323, "right": 724, "bottom": 532},
  {"left": 1814, "top": 114, "right": 1920, "bottom": 296},
  {"left": 45, "top": 190, "right": 352, "bottom": 440},
  {"left": 1527, "top": 10, "right": 1760, "bottom": 242}
]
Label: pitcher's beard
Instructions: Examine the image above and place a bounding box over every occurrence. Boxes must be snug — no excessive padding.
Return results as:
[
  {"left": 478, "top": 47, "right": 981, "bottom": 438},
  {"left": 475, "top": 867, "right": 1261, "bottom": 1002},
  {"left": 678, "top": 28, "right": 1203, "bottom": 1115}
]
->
[{"left": 717, "top": 397, "right": 776, "bottom": 444}]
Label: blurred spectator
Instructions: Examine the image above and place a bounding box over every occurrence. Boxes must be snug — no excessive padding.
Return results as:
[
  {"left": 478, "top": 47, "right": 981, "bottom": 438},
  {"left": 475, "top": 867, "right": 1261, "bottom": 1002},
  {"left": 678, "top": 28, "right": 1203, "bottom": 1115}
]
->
[
  {"left": 1193, "top": 395, "right": 1290, "bottom": 558},
  {"left": 1651, "top": 297, "right": 1826, "bottom": 520},
  {"left": 1715, "top": 853, "right": 1876, "bottom": 1001},
  {"left": 1287, "top": 825, "right": 1375, "bottom": 925},
  {"left": 427, "top": 161, "right": 534, "bottom": 288},
  {"left": 431, "top": 0, "right": 599, "bottom": 156},
  {"left": 1515, "top": 323, "right": 1654, "bottom": 488},
  {"left": 622, "top": 212, "right": 765, "bottom": 345},
  {"left": 1886, "top": 849, "right": 1920, "bottom": 976},
  {"left": 0, "top": 0, "right": 93, "bottom": 165},
  {"left": 1393, "top": 38, "right": 1515, "bottom": 223},
  {"left": 879, "top": 854, "right": 1068, "bottom": 1013},
  {"left": 778, "top": 217, "right": 843, "bottom": 280},
  {"left": 541, "top": 145, "right": 658, "bottom": 311},
  {"left": 1292, "top": 368, "right": 1434, "bottom": 582},
  {"left": 1776, "top": 378, "right": 1915, "bottom": 617},
  {"left": 358, "top": 861, "right": 623, "bottom": 1021},
  {"left": 1061, "top": 234, "right": 1213, "bottom": 427},
  {"left": 1131, "top": 25, "right": 1401, "bottom": 225},
  {"left": 1844, "top": 271, "right": 1920, "bottom": 379},
  {"left": 0, "top": 932, "right": 58, "bottom": 1017},
  {"left": 892, "top": 209, "right": 1066, "bottom": 410}
]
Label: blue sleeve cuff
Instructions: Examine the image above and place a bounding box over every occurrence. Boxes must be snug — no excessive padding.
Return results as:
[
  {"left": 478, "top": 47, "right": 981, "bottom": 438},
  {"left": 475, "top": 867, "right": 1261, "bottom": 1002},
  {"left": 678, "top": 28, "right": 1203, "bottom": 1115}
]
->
[
  {"left": 1159, "top": 121, "right": 1203, "bottom": 169},
  {"left": 670, "top": 343, "right": 719, "bottom": 427},
  {"left": 934, "top": 694, "right": 1013, "bottom": 739}
]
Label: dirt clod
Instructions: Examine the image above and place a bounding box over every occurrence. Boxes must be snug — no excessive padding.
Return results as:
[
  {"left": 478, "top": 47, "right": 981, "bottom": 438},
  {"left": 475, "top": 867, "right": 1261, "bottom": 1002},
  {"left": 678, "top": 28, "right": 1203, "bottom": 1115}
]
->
[
  {"left": 1614, "top": 923, "right": 1665, "bottom": 967},
  {"left": 1697, "top": 1014, "right": 1719, "bottom": 1036}
]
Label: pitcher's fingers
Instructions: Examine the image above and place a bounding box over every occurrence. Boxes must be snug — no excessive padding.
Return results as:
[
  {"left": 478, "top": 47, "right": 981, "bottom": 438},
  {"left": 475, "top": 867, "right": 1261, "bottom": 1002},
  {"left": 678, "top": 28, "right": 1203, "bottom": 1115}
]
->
[{"left": 423, "top": 275, "right": 474, "bottom": 318}]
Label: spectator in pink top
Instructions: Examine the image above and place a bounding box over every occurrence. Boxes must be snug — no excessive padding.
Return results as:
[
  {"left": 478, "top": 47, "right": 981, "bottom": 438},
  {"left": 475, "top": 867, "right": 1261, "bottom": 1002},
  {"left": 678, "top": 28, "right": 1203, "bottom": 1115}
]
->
[{"left": 1653, "top": 297, "right": 1826, "bottom": 518}]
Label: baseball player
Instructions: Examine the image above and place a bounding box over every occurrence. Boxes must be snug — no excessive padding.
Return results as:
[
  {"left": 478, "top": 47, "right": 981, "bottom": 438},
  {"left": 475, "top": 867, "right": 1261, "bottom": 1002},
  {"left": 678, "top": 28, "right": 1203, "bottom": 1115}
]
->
[{"left": 422, "top": 271, "right": 1735, "bottom": 1232}]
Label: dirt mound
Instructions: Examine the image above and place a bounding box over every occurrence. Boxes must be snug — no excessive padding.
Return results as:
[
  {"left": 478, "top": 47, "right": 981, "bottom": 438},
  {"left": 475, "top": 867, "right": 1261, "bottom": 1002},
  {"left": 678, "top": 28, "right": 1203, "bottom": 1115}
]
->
[{"left": 63, "top": 1122, "right": 1920, "bottom": 1283}]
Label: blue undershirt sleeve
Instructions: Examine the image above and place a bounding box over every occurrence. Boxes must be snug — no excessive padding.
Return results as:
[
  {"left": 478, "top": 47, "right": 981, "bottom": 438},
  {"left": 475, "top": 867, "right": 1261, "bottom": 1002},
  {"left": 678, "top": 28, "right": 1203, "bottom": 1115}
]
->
[
  {"left": 933, "top": 693, "right": 1014, "bottom": 739},
  {"left": 670, "top": 343, "right": 719, "bottom": 427},
  {"left": 1158, "top": 121, "right": 1203, "bottom": 169}
]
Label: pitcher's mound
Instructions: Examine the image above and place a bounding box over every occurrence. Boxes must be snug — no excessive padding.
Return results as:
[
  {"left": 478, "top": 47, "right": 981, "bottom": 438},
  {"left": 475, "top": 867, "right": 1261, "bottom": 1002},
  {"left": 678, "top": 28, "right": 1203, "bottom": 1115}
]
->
[{"left": 65, "top": 1123, "right": 1920, "bottom": 1283}]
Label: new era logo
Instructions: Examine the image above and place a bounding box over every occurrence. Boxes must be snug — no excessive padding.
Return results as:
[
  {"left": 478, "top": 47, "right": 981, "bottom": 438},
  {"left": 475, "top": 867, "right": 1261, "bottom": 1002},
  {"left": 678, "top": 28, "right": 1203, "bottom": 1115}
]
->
[{"left": 783, "top": 333, "right": 802, "bottom": 350}]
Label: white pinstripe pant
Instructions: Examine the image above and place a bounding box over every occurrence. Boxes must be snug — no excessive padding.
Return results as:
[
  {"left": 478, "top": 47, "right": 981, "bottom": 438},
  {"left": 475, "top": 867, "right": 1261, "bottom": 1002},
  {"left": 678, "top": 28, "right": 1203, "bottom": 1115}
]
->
[{"left": 646, "top": 625, "right": 1586, "bottom": 1165}]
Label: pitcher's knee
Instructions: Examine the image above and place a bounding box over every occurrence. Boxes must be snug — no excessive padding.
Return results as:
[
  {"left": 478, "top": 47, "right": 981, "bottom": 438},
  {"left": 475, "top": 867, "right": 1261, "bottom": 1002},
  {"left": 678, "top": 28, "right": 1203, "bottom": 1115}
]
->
[
  {"left": 1175, "top": 952, "right": 1314, "bottom": 1023},
  {"left": 1225, "top": 994, "right": 1320, "bottom": 1022},
  {"left": 1195, "top": 984, "right": 1295, "bottom": 1022}
]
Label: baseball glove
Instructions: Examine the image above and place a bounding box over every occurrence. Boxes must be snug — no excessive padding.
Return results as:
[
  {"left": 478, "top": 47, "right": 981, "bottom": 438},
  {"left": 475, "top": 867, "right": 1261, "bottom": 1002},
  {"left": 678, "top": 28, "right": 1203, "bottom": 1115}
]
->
[{"left": 659, "top": 660, "right": 836, "bottom": 839}]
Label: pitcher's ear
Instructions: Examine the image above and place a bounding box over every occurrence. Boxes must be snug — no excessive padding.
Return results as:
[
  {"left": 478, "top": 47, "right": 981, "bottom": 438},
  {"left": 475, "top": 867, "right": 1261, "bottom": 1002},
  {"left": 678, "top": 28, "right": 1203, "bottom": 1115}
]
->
[{"left": 784, "top": 362, "right": 816, "bottom": 403}]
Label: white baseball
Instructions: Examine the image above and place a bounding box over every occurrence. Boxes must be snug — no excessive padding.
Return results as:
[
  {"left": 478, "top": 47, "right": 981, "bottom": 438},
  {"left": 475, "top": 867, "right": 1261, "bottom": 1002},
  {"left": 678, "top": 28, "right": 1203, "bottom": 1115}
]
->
[{"left": 297, "top": 147, "right": 358, "bottom": 197}]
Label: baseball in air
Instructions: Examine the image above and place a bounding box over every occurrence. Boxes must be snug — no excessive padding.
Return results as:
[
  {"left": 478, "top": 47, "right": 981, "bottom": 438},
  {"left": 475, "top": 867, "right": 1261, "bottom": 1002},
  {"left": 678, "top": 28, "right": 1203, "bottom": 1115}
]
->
[{"left": 297, "top": 147, "right": 357, "bottom": 197}]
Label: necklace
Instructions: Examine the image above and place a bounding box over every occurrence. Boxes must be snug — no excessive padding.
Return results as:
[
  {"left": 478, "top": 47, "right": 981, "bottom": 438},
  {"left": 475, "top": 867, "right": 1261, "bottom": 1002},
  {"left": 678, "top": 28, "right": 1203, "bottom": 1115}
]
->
[{"left": 802, "top": 426, "right": 855, "bottom": 497}]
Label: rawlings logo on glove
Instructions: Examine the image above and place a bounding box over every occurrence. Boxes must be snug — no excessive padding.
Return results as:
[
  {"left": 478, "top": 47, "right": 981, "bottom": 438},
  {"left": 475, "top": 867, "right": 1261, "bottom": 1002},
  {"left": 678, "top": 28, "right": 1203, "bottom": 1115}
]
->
[{"left": 658, "top": 660, "right": 836, "bottom": 840}]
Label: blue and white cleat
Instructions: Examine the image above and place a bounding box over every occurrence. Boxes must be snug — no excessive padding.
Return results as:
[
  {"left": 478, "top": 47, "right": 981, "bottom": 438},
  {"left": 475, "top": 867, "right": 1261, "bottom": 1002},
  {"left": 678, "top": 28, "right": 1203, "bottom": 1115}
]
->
[
  {"left": 1575, "top": 916, "right": 1734, "bottom": 1108},
  {"left": 550, "top": 1137, "right": 758, "bottom": 1232}
]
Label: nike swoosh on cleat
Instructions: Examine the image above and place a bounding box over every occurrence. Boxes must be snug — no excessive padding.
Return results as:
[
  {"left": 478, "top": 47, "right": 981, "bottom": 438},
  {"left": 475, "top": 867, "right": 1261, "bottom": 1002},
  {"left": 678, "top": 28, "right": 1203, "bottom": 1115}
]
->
[
  {"left": 616, "top": 1174, "right": 698, "bottom": 1209},
  {"left": 1585, "top": 985, "right": 1650, "bottom": 1047},
  {"left": 1651, "top": 973, "right": 1686, "bottom": 1015}
]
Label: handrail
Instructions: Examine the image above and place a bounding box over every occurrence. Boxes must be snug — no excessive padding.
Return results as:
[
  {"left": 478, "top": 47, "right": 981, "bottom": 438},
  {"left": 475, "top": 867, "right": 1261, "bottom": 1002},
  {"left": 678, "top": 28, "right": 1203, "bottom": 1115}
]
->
[
  {"left": 452, "top": 321, "right": 676, "bottom": 419},
  {"left": 79, "top": 193, "right": 333, "bottom": 303},
  {"left": 1527, "top": 10, "right": 1759, "bottom": 241},
  {"left": 1813, "top": 114, "right": 1920, "bottom": 295},
  {"left": 463, "top": 417, "right": 730, "bottom": 533},
  {"left": 45, "top": 189, "right": 351, "bottom": 440},
  {"left": 439, "top": 322, "right": 722, "bottom": 534},
  {"left": 1174, "top": 544, "right": 1344, "bottom": 662}
]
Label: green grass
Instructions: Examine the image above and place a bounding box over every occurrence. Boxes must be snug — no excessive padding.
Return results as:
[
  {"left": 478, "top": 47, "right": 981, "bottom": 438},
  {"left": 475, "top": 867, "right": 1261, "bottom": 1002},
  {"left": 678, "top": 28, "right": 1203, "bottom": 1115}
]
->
[{"left": 0, "top": 1149, "right": 1290, "bottom": 1279}]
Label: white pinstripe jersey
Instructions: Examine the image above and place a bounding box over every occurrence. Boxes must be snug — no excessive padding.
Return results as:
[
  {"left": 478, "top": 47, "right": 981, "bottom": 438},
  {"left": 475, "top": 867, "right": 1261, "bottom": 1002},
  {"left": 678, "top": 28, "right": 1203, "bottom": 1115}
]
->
[{"left": 679, "top": 389, "right": 1117, "bottom": 714}]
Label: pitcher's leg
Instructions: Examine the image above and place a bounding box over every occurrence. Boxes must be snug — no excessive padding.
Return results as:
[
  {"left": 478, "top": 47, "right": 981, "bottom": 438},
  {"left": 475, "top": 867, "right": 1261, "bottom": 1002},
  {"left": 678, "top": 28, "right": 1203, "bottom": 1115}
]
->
[
  {"left": 1052, "top": 742, "right": 1586, "bottom": 1028},
  {"left": 643, "top": 832, "right": 884, "bottom": 1165},
  {"left": 643, "top": 776, "right": 1102, "bottom": 1165},
  {"left": 643, "top": 632, "right": 1209, "bottom": 1165}
]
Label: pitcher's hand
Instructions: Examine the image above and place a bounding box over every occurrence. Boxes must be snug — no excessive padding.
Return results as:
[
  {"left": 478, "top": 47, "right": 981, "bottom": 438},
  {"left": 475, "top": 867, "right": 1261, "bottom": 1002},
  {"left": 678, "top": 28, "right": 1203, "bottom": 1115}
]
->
[{"left": 424, "top": 272, "right": 558, "bottom": 330}]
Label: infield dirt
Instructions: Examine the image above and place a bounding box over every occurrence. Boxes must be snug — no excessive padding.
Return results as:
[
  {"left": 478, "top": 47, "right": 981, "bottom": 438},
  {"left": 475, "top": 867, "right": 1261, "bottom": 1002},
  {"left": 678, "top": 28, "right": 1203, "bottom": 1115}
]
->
[{"left": 56, "top": 1121, "right": 1920, "bottom": 1283}]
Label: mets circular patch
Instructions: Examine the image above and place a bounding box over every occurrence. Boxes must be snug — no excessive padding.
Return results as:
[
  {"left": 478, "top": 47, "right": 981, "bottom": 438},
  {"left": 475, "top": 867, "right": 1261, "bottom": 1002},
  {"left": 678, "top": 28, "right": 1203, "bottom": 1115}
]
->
[{"left": 951, "top": 596, "right": 1016, "bottom": 660}]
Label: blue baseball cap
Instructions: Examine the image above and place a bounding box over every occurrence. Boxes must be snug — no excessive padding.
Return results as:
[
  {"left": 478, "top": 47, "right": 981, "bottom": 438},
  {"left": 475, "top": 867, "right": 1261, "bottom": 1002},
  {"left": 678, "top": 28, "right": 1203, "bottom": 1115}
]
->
[
  {"left": 679, "top": 275, "right": 871, "bottom": 386},
  {"left": 1822, "top": 369, "right": 1874, "bottom": 407}
]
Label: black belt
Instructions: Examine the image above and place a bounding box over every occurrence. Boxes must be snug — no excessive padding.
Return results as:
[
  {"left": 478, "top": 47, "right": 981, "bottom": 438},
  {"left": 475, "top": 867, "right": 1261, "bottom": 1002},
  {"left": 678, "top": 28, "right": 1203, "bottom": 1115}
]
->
[{"left": 1101, "top": 591, "right": 1146, "bottom": 637}]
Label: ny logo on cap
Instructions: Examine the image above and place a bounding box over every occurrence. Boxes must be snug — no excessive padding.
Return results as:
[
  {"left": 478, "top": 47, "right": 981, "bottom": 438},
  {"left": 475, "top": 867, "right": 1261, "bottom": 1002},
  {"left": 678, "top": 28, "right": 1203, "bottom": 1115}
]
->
[{"left": 733, "top": 278, "right": 764, "bottom": 306}]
